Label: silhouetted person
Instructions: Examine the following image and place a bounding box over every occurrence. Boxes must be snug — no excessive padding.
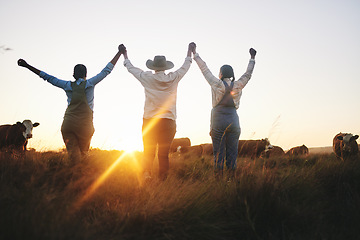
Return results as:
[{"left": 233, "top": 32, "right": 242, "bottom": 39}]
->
[
  {"left": 119, "top": 43, "right": 195, "bottom": 180},
  {"left": 192, "top": 44, "right": 257, "bottom": 179},
  {"left": 18, "top": 45, "right": 124, "bottom": 163}
]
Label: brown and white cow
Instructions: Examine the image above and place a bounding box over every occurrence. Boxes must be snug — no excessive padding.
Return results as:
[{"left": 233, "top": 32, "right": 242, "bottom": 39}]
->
[
  {"left": 333, "top": 132, "right": 359, "bottom": 161},
  {"left": 179, "top": 145, "right": 203, "bottom": 157},
  {"left": 262, "top": 145, "right": 285, "bottom": 158},
  {"left": 170, "top": 137, "right": 191, "bottom": 152},
  {"left": 0, "top": 120, "right": 40, "bottom": 152},
  {"left": 286, "top": 144, "right": 309, "bottom": 156},
  {"left": 238, "top": 138, "right": 273, "bottom": 159}
]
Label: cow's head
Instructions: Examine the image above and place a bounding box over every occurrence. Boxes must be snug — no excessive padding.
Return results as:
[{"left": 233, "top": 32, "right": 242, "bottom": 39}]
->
[
  {"left": 21, "top": 120, "right": 40, "bottom": 139},
  {"left": 264, "top": 138, "right": 273, "bottom": 152},
  {"left": 300, "top": 144, "right": 309, "bottom": 154},
  {"left": 337, "top": 133, "right": 359, "bottom": 152}
]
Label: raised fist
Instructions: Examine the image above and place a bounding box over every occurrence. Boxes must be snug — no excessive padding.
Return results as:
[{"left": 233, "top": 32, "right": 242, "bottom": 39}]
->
[
  {"left": 249, "top": 48, "right": 257, "bottom": 58},
  {"left": 17, "top": 59, "right": 28, "bottom": 67}
]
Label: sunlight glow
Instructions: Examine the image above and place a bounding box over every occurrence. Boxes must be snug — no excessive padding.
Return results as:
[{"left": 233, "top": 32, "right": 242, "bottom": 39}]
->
[
  {"left": 71, "top": 95, "right": 190, "bottom": 212},
  {"left": 113, "top": 136, "right": 143, "bottom": 152},
  {"left": 72, "top": 150, "right": 141, "bottom": 211}
]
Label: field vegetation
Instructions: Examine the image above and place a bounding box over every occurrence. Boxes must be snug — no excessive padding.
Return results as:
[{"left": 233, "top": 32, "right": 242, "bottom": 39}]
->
[{"left": 0, "top": 149, "right": 359, "bottom": 239}]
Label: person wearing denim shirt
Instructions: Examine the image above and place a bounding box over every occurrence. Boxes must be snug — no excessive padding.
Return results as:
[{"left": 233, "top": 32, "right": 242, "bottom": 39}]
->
[{"left": 17, "top": 45, "right": 123, "bottom": 163}]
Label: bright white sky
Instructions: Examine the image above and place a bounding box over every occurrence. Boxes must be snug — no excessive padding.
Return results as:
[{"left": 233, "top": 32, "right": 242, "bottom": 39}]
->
[{"left": 0, "top": 0, "right": 359, "bottom": 151}]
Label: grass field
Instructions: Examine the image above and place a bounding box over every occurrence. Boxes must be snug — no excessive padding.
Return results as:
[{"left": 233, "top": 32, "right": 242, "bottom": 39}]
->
[{"left": 0, "top": 149, "right": 359, "bottom": 240}]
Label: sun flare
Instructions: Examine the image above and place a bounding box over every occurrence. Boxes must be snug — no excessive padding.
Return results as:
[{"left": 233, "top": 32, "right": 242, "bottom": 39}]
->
[
  {"left": 106, "top": 135, "right": 143, "bottom": 153},
  {"left": 72, "top": 150, "right": 143, "bottom": 212},
  {"left": 118, "top": 138, "right": 143, "bottom": 152}
]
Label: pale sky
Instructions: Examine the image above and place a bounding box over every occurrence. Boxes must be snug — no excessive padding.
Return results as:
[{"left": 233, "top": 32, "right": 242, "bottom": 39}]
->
[{"left": 1, "top": 0, "right": 359, "bottom": 151}]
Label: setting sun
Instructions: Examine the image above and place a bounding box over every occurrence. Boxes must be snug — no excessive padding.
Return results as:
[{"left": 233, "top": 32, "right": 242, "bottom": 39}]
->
[
  {"left": 1, "top": 0, "right": 359, "bottom": 155},
  {"left": 1, "top": 0, "right": 359, "bottom": 239},
  {"left": 110, "top": 134, "right": 143, "bottom": 152}
]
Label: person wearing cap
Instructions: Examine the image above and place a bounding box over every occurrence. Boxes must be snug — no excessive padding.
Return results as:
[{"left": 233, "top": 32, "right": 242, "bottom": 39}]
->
[
  {"left": 17, "top": 45, "right": 124, "bottom": 163},
  {"left": 120, "top": 43, "right": 195, "bottom": 181},
  {"left": 191, "top": 44, "right": 257, "bottom": 180}
]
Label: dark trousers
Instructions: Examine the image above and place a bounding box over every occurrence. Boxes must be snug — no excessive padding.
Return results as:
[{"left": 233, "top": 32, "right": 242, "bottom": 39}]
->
[{"left": 142, "top": 118, "right": 176, "bottom": 180}]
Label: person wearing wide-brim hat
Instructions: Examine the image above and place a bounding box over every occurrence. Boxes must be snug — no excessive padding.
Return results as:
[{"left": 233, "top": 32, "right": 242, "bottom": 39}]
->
[
  {"left": 146, "top": 55, "right": 174, "bottom": 71},
  {"left": 120, "top": 43, "right": 195, "bottom": 181}
]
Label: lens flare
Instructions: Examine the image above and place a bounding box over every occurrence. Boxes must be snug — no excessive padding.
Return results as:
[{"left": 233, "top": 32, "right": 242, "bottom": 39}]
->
[
  {"left": 142, "top": 96, "right": 175, "bottom": 137},
  {"left": 72, "top": 151, "right": 139, "bottom": 211},
  {"left": 71, "top": 95, "right": 176, "bottom": 212}
]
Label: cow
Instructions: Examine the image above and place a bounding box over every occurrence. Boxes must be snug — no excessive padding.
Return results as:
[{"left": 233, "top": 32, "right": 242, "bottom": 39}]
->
[
  {"left": 0, "top": 120, "right": 40, "bottom": 152},
  {"left": 286, "top": 144, "right": 309, "bottom": 156},
  {"left": 179, "top": 145, "right": 203, "bottom": 157},
  {"left": 262, "top": 145, "right": 285, "bottom": 158},
  {"left": 201, "top": 143, "right": 214, "bottom": 156},
  {"left": 333, "top": 132, "right": 359, "bottom": 161},
  {"left": 238, "top": 138, "right": 273, "bottom": 159},
  {"left": 170, "top": 137, "right": 191, "bottom": 152}
]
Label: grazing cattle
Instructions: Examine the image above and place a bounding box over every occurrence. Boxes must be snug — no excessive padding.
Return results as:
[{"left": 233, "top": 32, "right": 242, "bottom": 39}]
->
[
  {"left": 201, "top": 143, "right": 214, "bottom": 156},
  {"left": 333, "top": 132, "right": 359, "bottom": 161},
  {"left": 0, "top": 120, "right": 40, "bottom": 152},
  {"left": 238, "top": 138, "right": 273, "bottom": 159},
  {"left": 262, "top": 145, "right": 285, "bottom": 158},
  {"left": 170, "top": 138, "right": 191, "bottom": 152},
  {"left": 179, "top": 145, "right": 203, "bottom": 157},
  {"left": 286, "top": 144, "right": 309, "bottom": 156}
]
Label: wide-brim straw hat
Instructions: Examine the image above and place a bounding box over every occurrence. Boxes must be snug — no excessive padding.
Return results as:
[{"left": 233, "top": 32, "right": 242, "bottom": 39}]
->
[{"left": 146, "top": 55, "right": 174, "bottom": 71}]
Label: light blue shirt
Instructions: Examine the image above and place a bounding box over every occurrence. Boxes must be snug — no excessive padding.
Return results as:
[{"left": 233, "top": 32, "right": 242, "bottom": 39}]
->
[{"left": 39, "top": 62, "right": 114, "bottom": 111}]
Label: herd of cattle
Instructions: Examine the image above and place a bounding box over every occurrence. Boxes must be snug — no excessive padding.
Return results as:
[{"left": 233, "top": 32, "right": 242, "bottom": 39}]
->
[
  {"left": 170, "top": 138, "right": 310, "bottom": 159},
  {"left": 0, "top": 120, "right": 359, "bottom": 161},
  {"left": 170, "top": 133, "right": 359, "bottom": 161}
]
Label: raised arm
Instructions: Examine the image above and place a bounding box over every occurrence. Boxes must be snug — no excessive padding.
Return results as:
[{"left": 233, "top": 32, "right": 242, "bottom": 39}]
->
[
  {"left": 17, "top": 59, "right": 41, "bottom": 76},
  {"left": 192, "top": 43, "right": 222, "bottom": 87},
  {"left": 167, "top": 42, "right": 194, "bottom": 81},
  {"left": 85, "top": 45, "right": 124, "bottom": 86},
  {"left": 119, "top": 44, "right": 149, "bottom": 83},
  {"left": 18, "top": 59, "right": 70, "bottom": 89},
  {"left": 236, "top": 48, "right": 257, "bottom": 89}
]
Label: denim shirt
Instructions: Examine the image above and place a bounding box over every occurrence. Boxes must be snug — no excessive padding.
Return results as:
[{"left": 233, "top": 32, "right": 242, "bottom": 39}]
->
[{"left": 39, "top": 62, "right": 114, "bottom": 111}]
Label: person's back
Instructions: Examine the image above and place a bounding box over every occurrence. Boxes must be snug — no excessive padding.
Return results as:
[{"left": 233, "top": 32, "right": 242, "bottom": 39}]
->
[
  {"left": 18, "top": 45, "right": 124, "bottom": 163},
  {"left": 119, "top": 43, "right": 195, "bottom": 180},
  {"left": 192, "top": 44, "right": 257, "bottom": 180}
]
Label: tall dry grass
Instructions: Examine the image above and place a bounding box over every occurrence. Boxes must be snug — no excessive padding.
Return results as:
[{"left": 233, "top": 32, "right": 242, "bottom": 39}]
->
[{"left": 0, "top": 149, "right": 360, "bottom": 240}]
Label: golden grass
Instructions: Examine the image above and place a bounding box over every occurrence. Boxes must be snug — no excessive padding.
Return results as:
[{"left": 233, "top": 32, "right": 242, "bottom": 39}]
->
[{"left": 0, "top": 150, "right": 359, "bottom": 239}]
